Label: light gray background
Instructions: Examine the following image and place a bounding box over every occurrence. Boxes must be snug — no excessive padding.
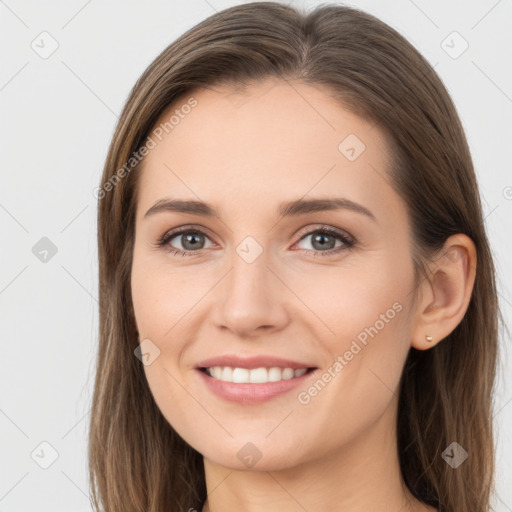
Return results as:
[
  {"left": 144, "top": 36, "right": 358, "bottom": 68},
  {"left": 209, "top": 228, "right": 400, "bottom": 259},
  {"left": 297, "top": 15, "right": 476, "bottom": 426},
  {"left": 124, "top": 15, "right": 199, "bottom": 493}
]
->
[{"left": 1, "top": 0, "right": 511, "bottom": 510}]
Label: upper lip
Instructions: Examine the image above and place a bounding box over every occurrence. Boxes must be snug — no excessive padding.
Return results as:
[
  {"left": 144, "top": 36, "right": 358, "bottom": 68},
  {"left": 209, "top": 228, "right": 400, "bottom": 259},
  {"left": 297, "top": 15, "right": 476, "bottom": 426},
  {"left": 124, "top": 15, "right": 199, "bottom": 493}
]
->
[{"left": 196, "top": 355, "right": 317, "bottom": 370}]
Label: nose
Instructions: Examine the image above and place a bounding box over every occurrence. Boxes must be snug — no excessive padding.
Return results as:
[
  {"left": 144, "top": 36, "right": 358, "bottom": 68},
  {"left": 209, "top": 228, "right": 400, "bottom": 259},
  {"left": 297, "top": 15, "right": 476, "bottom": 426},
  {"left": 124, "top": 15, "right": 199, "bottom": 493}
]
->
[{"left": 212, "top": 248, "right": 290, "bottom": 338}]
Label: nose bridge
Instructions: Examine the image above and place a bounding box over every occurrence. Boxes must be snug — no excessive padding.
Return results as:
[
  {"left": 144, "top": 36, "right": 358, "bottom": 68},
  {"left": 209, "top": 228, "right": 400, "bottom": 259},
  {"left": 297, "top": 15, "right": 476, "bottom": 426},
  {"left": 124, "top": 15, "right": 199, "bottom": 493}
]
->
[
  {"left": 225, "top": 236, "right": 272, "bottom": 305},
  {"left": 213, "top": 234, "right": 288, "bottom": 335}
]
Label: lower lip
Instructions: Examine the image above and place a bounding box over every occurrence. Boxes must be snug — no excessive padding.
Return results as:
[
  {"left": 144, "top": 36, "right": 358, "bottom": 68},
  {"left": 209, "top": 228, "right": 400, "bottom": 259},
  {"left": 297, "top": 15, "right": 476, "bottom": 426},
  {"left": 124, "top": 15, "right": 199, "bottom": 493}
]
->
[{"left": 196, "top": 368, "right": 318, "bottom": 404}]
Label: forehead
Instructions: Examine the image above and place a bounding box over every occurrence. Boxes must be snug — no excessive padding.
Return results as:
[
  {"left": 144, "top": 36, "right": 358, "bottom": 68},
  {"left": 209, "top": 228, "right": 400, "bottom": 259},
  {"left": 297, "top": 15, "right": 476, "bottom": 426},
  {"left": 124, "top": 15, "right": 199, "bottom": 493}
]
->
[{"left": 136, "top": 79, "right": 397, "bottom": 221}]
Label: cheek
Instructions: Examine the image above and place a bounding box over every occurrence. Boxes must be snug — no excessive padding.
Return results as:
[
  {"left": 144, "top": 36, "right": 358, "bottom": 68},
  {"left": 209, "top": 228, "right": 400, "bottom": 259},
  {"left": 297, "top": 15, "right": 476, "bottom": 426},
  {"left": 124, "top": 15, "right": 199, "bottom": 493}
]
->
[
  {"left": 131, "top": 257, "right": 194, "bottom": 429},
  {"left": 296, "top": 260, "right": 406, "bottom": 340},
  {"left": 303, "top": 255, "right": 413, "bottom": 389},
  {"left": 131, "top": 253, "right": 200, "bottom": 337}
]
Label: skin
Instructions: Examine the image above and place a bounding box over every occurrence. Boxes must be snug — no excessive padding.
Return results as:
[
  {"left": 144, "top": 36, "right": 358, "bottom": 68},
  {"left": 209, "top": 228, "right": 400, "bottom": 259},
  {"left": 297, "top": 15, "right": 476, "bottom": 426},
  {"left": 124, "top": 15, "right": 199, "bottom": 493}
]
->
[{"left": 130, "top": 78, "right": 476, "bottom": 512}]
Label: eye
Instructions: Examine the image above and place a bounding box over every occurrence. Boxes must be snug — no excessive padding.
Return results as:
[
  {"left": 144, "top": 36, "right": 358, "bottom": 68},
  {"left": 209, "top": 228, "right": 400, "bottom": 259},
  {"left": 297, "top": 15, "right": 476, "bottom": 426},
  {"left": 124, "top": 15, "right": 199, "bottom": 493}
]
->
[
  {"left": 293, "top": 226, "right": 355, "bottom": 257},
  {"left": 155, "top": 227, "right": 214, "bottom": 256},
  {"left": 155, "top": 225, "right": 356, "bottom": 257}
]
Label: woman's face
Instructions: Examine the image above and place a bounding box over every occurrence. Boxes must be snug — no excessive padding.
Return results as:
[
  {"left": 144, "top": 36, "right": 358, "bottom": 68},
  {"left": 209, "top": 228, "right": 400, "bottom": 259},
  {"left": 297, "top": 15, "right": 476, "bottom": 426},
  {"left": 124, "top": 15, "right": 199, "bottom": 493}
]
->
[{"left": 131, "top": 78, "right": 419, "bottom": 470}]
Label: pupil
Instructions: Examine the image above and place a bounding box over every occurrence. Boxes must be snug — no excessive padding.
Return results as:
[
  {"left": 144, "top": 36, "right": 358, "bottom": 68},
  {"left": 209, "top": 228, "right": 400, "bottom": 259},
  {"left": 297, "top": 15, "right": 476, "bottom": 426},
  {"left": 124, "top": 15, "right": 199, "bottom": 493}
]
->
[
  {"left": 313, "top": 234, "right": 334, "bottom": 250},
  {"left": 183, "top": 233, "right": 203, "bottom": 250}
]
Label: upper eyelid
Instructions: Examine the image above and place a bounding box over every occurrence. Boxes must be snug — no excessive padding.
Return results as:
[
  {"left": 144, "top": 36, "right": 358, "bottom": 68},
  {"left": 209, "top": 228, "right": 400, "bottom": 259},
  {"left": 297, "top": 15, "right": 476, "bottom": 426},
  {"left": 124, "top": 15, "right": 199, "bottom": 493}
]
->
[{"left": 295, "top": 224, "right": 353, "bottom": 242}]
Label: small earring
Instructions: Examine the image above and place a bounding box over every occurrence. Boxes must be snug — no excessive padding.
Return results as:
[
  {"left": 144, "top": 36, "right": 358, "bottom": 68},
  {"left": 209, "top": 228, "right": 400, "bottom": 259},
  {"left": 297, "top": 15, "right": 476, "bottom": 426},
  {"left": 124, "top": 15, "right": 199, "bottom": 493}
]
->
[{"left": 425, "top": 335, "right": 433, "bottom": 343}]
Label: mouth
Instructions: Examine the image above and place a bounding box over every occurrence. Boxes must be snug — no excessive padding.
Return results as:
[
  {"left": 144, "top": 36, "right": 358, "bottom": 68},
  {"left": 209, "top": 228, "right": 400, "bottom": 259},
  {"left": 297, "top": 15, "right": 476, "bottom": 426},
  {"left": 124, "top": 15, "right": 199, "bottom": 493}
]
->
[
  {"left": 198, "top": 366, "right": 317, "bottom": 384},
  {"left": 194, "top": 355, "right": 319, "bottom": 403},
  {"left": 195, "top": 364, "right": 320, "bottom": 404}
]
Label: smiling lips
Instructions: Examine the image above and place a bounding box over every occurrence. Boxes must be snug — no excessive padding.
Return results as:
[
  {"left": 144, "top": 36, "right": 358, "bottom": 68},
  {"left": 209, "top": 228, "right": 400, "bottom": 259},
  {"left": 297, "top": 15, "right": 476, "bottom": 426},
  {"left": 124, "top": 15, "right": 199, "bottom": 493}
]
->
[{"left": 195, "top": 355, "right": 318, "bottom": 403}]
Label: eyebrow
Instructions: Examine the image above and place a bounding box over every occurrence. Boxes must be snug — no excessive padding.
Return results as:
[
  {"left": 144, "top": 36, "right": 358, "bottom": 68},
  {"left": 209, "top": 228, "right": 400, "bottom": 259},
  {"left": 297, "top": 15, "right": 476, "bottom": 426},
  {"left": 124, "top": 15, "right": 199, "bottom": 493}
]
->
[{"left": 144, "top": 197, "right": 377, "bottom": 222}]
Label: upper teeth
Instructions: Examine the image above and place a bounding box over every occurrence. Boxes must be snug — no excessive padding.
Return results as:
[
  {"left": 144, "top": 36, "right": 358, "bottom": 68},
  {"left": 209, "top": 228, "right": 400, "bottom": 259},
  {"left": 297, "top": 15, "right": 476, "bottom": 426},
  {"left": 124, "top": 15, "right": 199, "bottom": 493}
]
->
[{"left": 206, "top": 366, "right": 308, "bottom": 383}]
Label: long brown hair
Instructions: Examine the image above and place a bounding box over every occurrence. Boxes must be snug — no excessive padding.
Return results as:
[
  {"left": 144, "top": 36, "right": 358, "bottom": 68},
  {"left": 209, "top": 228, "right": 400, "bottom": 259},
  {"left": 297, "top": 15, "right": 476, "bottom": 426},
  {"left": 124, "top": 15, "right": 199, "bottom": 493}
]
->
[{"left": 89, "top": 2, "right": 505, "bottom": 511}]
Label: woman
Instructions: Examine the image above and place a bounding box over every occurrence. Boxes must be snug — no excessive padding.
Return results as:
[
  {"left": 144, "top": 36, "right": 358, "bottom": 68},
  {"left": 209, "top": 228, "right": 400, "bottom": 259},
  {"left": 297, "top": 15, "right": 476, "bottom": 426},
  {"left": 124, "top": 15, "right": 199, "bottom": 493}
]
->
[{"left": 89, "top": 2, "right": 503, "bottom": 511}]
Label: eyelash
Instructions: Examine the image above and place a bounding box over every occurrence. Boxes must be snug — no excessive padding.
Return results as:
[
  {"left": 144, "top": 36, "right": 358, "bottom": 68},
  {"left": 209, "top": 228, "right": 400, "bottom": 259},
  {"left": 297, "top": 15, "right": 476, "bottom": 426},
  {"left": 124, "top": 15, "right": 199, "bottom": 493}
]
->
[{"left": 154, "top": 225, "right": 356, "bottom": 258}]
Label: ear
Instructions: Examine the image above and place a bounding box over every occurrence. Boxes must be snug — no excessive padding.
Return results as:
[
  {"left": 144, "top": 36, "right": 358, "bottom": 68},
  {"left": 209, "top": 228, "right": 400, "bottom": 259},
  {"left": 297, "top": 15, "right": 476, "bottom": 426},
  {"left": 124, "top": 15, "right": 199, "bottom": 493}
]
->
[{"left": 411, "top": 234, "right": 477, "bottom": 350}]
